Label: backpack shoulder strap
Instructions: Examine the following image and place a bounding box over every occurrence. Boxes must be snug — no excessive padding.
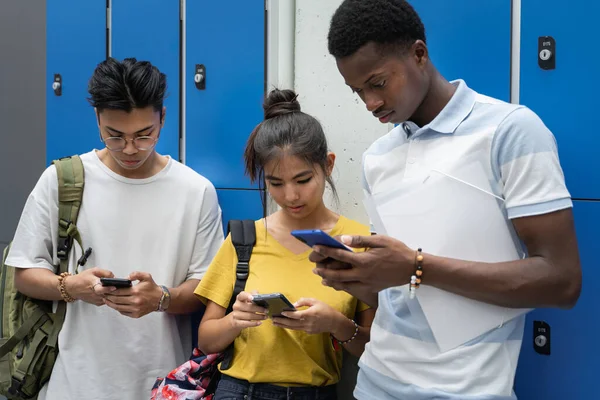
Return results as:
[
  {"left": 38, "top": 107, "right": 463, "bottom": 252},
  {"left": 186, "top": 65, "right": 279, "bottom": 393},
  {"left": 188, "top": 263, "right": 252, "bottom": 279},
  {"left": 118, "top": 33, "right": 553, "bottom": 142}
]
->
[
  {"left": 220, "top": 219, "right": 256, "bottom": 371},
  {"left": 52, "top": 155, "right": 85, "bottom": 273},
  {"left": 46, "top": 155, "right": 85, "bottom": 349},
  {"left": 225, "top": 219, "right": 256, "bottom": 314}
]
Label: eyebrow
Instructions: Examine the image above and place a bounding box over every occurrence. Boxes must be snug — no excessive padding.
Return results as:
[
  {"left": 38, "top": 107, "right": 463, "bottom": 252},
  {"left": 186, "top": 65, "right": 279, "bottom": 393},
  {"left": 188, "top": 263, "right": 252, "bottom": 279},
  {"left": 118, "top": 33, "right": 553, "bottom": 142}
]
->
[
  {"left": 265, "top": 170, "right": 313, "bottom": 180},
  {"left": 105, "top": 125, "right": 154, "bottom": 135},
  {"left": 345, "top": 72, "right": 383, "bottom": 89},
  {"left": 364, "top": 73, "right": 383, "bottom": 84}
]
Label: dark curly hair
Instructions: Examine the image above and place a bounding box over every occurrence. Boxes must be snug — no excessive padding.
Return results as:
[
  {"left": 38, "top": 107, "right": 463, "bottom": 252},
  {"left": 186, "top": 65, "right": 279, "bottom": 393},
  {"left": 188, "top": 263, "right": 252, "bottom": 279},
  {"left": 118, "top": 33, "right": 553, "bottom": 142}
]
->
[{"left": 328, "top": 0, "right": 426, "bottom": 59}]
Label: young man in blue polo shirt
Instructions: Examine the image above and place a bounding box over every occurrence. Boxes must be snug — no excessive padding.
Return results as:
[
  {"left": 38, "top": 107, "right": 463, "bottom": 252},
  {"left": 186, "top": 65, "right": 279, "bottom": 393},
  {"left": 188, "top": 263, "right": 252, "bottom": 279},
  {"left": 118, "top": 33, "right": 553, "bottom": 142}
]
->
[{"left": 310, "top": 0, "right": 582, "bottom": 399}]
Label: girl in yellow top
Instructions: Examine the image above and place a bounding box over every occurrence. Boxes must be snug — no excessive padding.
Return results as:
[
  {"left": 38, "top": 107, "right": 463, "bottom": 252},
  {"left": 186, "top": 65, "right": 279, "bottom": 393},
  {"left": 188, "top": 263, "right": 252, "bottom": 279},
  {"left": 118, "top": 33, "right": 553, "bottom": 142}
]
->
[{"left": 194, "top": 89, "right": 376, "bottom": 400}]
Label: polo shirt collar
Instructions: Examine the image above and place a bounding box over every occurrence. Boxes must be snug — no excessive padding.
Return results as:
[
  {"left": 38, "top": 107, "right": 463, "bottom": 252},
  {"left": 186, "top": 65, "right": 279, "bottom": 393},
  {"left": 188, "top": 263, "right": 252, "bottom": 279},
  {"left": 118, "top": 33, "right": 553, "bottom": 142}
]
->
[{"left": 405, "top": 79, "right": 476, "bottom": 136}]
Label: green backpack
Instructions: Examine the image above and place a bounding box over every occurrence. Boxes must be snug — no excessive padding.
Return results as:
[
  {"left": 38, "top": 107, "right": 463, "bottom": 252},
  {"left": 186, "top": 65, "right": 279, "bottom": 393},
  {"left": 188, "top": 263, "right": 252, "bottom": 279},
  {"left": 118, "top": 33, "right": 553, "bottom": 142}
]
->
[{"left": 0, "top": 155, "right": 85, "bottom": 399}]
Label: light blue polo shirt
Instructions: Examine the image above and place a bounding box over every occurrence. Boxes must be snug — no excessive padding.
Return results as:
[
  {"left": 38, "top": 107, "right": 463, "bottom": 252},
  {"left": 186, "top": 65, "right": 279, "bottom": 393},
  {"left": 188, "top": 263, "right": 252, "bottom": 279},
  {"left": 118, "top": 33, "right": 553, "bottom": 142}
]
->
[{"left": 355, "top": 80, "right": 572, "bottom": 400}]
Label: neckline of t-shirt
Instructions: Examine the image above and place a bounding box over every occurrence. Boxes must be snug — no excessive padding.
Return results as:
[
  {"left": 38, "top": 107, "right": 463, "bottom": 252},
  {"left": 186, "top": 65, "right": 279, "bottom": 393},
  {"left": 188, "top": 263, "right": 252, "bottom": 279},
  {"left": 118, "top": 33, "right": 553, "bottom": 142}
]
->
[
  {"left": 90, "top": 150, "right": 173, "bottom": 185},
  {"left": 258, "top": 215, "right": 348, "bottom": 261}
]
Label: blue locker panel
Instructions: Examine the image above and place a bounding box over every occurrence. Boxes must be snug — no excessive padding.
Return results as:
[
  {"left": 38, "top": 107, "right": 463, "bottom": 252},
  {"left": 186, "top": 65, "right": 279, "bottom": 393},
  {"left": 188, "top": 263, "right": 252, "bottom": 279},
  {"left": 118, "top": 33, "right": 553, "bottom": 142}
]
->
[
  {"left": 47, "top": 1, "right": 106, "bottom": 163},
  {"left": 410, "top": 0, "right": 511, "bottom": 102},
  {"left": 186, "top": 1, "right": 265, "bottom": 189},
  {"left": 111, "top": 0, "right": 180, "bottom": 161},
  {"left": 217, "top": 189, "right": 264, "bottom": 234},
  {"left": 520, "top": 2, "right": 600, "bottom": 199},
  {"left": 515, "top": 201, "right": 598, "bottom": 399}
]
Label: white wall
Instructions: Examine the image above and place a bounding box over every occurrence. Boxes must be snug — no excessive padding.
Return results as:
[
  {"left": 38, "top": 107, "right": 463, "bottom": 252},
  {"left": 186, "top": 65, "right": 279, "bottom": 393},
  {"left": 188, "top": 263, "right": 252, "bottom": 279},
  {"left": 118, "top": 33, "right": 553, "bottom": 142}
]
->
[{"left": 294, "top": 0, "right": 391, "bottom": 225}]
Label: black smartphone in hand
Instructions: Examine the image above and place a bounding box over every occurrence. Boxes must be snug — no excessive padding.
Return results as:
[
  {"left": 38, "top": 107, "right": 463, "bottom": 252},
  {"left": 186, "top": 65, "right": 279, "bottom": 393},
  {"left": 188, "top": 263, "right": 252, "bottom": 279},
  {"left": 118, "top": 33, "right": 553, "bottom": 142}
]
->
[
  {"left": 252, "top": 293, "right": 296, "bottom": 318},
  {"left": 100, "top": 277, "right": 132, "bottom": 288}
]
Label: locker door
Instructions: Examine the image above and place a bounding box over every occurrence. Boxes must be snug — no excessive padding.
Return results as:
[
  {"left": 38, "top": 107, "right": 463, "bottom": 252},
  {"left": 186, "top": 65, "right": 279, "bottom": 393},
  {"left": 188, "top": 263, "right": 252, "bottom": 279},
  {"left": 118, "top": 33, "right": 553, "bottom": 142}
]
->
[
  {"left": 410, "top": 0, "right": 511, "bottom": 101},
  {"left": 216, "top": 189, "right": 264, "bottom": 234},
  {"left": 47, "top": 1, "right": 106, "bottom": 163},
  {"left": 111, "top": 0, "right": 180, "bottom": 160},
  {"left": 520, "top": 2, "right": 600, "bottom": 199},
  {"left": 515, "top": 201, "right": 598, "bottom": 399},
  {"left": 516, "top": 2, "right": 600, "bottom": 398},
  {"left": 185, "top": 0, "right": 265, "bottom": 189}
]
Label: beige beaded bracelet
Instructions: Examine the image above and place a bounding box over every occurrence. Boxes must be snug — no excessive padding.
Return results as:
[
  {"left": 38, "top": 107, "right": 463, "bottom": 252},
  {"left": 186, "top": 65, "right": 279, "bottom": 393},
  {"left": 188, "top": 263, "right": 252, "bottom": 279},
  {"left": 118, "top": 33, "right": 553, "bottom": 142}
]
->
[{"left": 58, "top": 272, "right": 76, "bottom": 303}]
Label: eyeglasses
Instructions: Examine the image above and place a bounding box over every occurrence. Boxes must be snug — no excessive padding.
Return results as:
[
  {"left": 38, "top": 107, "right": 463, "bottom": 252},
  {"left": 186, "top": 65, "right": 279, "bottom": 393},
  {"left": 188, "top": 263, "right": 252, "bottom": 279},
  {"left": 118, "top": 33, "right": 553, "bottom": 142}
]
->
[{"left": 101, "top": 135, "right": 158, "bottom": 151}]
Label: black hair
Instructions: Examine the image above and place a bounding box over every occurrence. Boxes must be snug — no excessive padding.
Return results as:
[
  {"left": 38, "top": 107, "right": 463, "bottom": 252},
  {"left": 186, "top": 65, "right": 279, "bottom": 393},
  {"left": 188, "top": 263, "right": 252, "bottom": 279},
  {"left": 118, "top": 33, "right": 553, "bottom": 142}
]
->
[
  {"left": 327, "top": 0, "right": 426, "bottom": 59},
  {"left": 244, "top": 89, "right": 338, "bottom": 218},
  {"left": 87, "top": 57, "right": 167, "bottom": 114}
]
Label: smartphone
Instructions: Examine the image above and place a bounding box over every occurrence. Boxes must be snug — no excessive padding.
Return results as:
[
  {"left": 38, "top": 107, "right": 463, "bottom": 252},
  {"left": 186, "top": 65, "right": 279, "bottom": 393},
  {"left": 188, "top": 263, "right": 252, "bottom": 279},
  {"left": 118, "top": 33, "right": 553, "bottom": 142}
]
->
[
  {"left": 100, "top": 277, "right": 132, "bottom": 288},
  {"left": 290, "top": 229, "right": 352, "bottom": 252},
  {"left": 251, "top": 293, "right": 296, "bottom": 318}
]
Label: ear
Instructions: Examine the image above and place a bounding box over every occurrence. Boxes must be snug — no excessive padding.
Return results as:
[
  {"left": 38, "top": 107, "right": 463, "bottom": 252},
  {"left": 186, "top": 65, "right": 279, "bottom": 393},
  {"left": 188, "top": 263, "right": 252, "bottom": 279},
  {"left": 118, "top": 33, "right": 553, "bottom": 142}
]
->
[
  {"left": 94, "top": 108, "right": 101, "bottom": 127},
  {"left": 160, "top": 106, "right": 167, "bottom": 128},
  {"left": 412, "top": 40, "right": 429, "bottom": 68},
  {"left": 325, "top": 152, "right": 336, "bottom": 177}
]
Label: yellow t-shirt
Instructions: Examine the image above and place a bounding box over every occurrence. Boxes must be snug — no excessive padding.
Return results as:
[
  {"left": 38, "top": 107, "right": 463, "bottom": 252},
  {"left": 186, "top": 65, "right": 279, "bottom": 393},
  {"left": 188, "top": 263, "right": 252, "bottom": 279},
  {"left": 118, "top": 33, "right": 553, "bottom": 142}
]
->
[{"left": 194, "top": 215, "right": 370, "bottom": 386}]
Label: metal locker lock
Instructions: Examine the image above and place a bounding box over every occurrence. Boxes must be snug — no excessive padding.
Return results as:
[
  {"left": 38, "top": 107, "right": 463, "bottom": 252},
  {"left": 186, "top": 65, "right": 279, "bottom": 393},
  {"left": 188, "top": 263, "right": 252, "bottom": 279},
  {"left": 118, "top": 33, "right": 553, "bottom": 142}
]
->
[
  {"left": 194, "top": 64, "right": 206, "bottom": 90},
  {"left": 533, "top": 320, "right": 551, "bottom": 355},
  {"left": 538, "top": 36, "right": 556, "bottom": 70},
  {"left": 52, "top": 73, "right": 62, "bottom": 96},
  {"left": 539, "top": 49, "right": 552, "bottom": 61},
  {"left": 534, "top": 334, "right": 547, "bottom": 348}
]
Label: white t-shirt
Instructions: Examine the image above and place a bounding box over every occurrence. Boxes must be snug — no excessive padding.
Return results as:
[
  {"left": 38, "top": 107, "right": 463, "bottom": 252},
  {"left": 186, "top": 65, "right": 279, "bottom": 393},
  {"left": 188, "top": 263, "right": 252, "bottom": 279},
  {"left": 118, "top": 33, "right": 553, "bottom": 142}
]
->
[{"left": 6, "top": 150, "right": 224, "bottom": 400}]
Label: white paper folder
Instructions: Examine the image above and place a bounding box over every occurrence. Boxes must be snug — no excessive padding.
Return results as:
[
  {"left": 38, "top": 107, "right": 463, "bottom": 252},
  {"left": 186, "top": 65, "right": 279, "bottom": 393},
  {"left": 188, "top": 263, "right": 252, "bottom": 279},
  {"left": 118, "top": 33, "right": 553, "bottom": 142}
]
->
[{"left": 363, "top": 161, "right": 531, "bottom": 352}]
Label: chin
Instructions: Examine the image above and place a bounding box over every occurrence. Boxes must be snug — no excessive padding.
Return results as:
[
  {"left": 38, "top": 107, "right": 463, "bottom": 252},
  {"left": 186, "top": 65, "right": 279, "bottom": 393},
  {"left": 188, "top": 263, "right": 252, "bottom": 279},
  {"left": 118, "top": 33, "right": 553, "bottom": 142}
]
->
[{"left": 115, "top": 156, "right": 149, "bottom": 170}]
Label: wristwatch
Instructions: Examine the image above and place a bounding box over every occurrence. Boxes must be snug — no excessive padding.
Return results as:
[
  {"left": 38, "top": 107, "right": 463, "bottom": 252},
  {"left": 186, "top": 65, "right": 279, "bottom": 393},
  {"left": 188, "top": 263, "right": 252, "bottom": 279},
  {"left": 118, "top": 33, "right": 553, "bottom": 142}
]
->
[{"left": 157, "top": 285, "right": 171, "bottom": 312}]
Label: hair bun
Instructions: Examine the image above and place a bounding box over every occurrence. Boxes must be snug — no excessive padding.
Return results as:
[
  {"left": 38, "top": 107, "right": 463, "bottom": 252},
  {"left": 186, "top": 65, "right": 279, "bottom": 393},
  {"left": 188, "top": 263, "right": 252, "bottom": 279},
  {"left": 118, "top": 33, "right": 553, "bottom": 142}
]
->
[{"left": 263, "top": 89, "right": 301, "bottom": 120}]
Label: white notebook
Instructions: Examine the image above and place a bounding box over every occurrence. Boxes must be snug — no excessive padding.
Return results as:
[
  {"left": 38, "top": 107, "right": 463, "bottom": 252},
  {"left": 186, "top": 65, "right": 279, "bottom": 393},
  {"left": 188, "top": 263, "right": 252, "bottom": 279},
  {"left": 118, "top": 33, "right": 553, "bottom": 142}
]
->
[{"left": 363, "top": 160, "right": 530, "bottom": 352}]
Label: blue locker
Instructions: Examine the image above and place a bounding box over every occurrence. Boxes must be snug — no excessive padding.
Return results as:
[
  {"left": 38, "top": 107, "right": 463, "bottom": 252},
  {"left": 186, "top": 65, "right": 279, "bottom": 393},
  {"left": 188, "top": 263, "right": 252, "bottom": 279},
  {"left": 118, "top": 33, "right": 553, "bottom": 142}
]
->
[
  {"left": 47, "top": 1, "right": 106, "bottom": 163},
  {"left": 185, "top": 1, "right": 265, "bottom": 189},
  {"left": 515, "top": 201, "right": 598, "bottom": 399},
  {"left": 111, "top": 0, "right": 180, "bottom": 161},
  {"left": 217, "top": 189, "right": 264, "bottom": 234},
  {"left": 410, "top": 0, "right": 511, "bottom": 102},
  {"left": 520, "top": 2, "right": 600, "bottom": 199}
]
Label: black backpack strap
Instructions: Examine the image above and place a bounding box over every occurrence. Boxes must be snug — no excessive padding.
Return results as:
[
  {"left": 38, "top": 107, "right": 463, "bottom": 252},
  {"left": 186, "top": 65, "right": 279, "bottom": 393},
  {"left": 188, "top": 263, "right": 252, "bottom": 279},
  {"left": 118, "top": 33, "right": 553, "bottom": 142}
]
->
[
  {"left": 220, "top": 219, "right": 256, "bottom": 370},
  {"left": 225, "top": 219, "right": 256, "bottom": 314}
]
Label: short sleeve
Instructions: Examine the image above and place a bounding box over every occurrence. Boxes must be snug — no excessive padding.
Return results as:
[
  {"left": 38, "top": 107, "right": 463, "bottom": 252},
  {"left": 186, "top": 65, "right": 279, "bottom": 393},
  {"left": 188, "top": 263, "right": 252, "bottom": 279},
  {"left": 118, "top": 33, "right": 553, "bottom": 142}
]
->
[
  {"left": 186, "top": 182, "right": 224, "bottom": 280},
  {"left": 194, "top": 234, "right": 236, "bottom": 308},
  {"left": 6, "top": 166, "right": 58, "bottom": 272},
  {"left": 491, "top": 106, "right": 572, "bottom": 219}
]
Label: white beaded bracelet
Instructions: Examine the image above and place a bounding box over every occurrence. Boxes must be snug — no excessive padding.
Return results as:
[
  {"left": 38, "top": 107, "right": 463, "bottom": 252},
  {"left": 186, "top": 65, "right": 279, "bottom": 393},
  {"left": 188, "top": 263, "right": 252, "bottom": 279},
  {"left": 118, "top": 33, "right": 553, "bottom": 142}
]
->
[{"left": 335, "top": 319, "right": 359, "bottom": 345}]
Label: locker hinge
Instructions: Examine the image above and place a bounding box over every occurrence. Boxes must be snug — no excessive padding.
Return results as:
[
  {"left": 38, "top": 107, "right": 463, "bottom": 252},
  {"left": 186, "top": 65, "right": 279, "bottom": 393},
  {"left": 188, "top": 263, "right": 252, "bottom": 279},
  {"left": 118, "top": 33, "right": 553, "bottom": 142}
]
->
[
  {"left": 106, "top": 1, "right": 111, "bottom": 31},
  {"left": 265, "top": 0, "right": 268, "bottom": 11}
]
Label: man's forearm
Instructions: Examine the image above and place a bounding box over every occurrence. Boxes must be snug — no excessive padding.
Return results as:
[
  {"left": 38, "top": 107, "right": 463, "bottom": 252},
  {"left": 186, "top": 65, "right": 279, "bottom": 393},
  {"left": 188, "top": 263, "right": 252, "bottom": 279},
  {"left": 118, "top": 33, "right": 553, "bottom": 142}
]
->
[
  {"left": 14, "top": 267, "right": 63, "bottom": 301},
  {"left": 424, "top": 254, "right": 580, "bottom": 309},
  {"left": 167, "top": 279, "right": 204, "bottom": 314}
]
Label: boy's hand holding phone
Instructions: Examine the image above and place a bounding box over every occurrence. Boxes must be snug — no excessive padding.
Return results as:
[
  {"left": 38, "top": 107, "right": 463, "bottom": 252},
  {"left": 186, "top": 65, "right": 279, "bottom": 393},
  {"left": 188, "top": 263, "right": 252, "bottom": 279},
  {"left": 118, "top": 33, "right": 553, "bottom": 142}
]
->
[
  {"left": 103, "top": 271, "right": 163, "bottom": 319},
  {"left": 66, "top": 267, "right": 117, "bottom": 306}
]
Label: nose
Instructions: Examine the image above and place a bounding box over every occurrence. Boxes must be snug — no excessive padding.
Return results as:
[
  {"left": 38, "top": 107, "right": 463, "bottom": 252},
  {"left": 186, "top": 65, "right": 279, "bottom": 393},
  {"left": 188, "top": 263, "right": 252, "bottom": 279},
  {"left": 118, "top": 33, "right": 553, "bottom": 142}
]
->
[
  {"left": 284, "top": 186, "right": 300, "bottom": 203},
  {"left": 365, "top": 92, "right": 384, "bottom": 113},
  {"left": 122, "top": 138, "right": 138, "bottom": 155}
]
